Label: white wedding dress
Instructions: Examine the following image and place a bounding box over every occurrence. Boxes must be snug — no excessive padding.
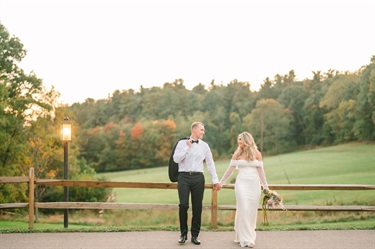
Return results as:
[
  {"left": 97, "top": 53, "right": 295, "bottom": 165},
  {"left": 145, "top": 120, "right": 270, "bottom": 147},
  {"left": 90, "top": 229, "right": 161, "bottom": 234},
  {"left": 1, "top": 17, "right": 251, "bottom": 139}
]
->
[{"left": 220, "top": 160, "right": 268, "bottom": 248}]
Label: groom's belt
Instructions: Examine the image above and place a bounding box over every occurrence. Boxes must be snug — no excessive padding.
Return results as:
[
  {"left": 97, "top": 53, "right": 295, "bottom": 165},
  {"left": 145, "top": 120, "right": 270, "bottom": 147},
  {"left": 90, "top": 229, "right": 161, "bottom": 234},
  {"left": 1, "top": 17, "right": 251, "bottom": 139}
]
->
[{"left": 179, "top": 171, "right": 203, "bottom": 175}]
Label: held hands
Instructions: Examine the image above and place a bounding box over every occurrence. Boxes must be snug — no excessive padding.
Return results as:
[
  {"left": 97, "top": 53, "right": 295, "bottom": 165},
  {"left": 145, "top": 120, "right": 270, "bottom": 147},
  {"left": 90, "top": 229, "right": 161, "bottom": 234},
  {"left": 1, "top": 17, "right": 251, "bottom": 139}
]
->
[{"left": 213, "top": 183, "right": 221, "bottom": 191}]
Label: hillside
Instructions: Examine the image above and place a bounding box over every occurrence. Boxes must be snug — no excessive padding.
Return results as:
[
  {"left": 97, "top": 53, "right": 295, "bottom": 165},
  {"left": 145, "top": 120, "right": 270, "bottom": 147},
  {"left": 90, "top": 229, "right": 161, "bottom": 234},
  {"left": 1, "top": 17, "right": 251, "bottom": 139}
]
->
[{"left": 99, "top": 143, "right": 375, "bottom": 206}]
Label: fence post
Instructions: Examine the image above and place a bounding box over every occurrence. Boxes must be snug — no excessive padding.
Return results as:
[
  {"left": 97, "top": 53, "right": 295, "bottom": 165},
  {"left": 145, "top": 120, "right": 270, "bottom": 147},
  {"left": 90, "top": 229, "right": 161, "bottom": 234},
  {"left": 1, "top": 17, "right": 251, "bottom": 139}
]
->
[
  {"left": 211, "top": 187, "right": 218, "bottom": 228},
  {"left": 28, "top": 167, "right": 35, "bottom": 229}
]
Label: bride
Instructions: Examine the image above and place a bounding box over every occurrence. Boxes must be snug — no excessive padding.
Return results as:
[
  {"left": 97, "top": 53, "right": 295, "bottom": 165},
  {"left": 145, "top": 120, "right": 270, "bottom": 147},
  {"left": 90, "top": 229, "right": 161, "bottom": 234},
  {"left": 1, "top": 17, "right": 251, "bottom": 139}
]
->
[{"left": 219, "top": 132, "right": 269, "bottom": 248}]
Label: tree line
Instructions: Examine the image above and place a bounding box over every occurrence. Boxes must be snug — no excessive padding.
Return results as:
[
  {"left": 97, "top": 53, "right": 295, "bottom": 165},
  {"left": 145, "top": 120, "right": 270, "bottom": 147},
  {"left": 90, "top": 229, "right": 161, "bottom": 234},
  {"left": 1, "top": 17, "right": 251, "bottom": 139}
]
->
[
  {"left": 70, "top": 63, "right": 375, "bottom": 173},
  {"left": 1, "top": 22, "right": 374, "bottom": 206}
]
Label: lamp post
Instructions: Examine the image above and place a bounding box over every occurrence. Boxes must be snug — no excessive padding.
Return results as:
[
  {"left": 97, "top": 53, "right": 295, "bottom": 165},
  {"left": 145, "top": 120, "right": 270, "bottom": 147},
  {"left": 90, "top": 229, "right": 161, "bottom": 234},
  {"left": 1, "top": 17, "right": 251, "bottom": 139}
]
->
[{"left": 61, "top": 117, "right": 72, "bottom": 228}]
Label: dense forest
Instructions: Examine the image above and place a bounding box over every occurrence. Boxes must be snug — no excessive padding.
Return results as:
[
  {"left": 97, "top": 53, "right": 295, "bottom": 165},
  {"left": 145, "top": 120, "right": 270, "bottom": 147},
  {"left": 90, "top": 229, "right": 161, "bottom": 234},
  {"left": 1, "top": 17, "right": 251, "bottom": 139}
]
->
[
  {"left": 70, "top": 62, "right": 375, "bottom": 172},
  {"left": 1, "top": 22, "right": 374, "bottom": 205}
]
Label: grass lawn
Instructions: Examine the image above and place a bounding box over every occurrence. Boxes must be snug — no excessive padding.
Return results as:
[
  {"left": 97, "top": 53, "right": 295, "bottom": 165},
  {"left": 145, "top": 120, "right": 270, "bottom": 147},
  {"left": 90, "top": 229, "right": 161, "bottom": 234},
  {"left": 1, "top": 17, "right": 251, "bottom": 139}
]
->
[
  {"left": 1, "top": 215, "right": 374, "bottom": 233},
  {"left": 1, "top": 142, "right": 374, "bottom": 232},
  {"left": 98, "top": 142, "right": 375, "bottom": 206}
]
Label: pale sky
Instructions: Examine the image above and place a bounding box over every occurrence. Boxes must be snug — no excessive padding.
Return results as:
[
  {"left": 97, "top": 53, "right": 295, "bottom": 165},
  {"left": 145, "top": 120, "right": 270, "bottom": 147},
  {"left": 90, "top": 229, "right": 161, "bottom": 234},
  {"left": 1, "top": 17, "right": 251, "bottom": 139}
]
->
[{"left": 1, "top": 0, "right": 374, "bottom": 105}]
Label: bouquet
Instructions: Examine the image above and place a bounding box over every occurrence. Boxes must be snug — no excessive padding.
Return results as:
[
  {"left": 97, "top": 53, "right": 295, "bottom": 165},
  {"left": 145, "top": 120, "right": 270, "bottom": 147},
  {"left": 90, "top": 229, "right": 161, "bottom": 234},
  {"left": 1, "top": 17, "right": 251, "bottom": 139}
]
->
[{"left": 260, "top": 189, "right": 286, "bottom": 227}]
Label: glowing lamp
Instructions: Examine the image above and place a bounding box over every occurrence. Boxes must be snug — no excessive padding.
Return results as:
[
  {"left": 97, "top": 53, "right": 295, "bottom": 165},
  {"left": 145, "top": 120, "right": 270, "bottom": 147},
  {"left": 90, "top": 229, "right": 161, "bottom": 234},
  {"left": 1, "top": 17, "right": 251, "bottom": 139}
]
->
[{"left": 61, "top": 117, "right": 72, "bottom": 142}]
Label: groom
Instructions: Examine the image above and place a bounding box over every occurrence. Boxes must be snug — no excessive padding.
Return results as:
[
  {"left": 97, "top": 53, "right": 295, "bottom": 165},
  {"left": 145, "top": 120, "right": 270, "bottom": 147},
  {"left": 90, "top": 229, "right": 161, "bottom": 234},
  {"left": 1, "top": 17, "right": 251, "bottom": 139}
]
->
[{"left": 173, "top": 121, "right": 221, "bottom": 245}]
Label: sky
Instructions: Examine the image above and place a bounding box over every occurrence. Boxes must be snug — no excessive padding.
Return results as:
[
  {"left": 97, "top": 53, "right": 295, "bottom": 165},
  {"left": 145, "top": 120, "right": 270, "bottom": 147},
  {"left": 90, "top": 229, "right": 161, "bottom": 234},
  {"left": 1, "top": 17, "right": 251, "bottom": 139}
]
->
[{"left": 0, "top": 0, "right": 374, "bottom": 105}]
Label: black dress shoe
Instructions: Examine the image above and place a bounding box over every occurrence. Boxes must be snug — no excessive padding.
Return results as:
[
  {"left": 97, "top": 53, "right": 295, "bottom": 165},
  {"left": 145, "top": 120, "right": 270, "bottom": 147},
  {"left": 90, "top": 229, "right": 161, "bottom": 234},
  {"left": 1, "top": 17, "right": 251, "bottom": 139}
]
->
[
  {"left": 178, "top": 235, "right": 187, "bottom": 244},
  {"left": 191, "top": 237, "right": 201, "bottom": 245}
]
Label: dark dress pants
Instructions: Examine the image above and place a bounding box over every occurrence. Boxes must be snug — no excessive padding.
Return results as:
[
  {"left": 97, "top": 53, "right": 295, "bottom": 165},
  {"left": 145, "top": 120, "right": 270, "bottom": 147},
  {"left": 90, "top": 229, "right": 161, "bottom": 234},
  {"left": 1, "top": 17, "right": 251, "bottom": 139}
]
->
[{"left": 177, "top": 173, "right": 205, "bottom": 238}]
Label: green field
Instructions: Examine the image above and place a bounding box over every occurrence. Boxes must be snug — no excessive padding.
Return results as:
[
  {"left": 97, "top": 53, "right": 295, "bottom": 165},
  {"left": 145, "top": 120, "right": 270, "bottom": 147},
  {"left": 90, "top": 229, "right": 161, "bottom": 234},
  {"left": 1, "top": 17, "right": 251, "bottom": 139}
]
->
[
  {"left": 1, "top": 142, "right": 374, "bottom": 231},
  {"left": 99, "top": 142, "right": 375, "bottom": 206},
  {"left": 94, "top": 142, "right": 375, "bottom": 230}
]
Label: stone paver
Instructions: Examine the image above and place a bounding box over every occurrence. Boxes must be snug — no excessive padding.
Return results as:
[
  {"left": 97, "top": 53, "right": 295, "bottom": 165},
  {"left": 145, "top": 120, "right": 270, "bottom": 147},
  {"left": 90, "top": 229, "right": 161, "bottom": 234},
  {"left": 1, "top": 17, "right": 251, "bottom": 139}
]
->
[{"left": 0, "top": 230, "right": 374, "bottom": 249}]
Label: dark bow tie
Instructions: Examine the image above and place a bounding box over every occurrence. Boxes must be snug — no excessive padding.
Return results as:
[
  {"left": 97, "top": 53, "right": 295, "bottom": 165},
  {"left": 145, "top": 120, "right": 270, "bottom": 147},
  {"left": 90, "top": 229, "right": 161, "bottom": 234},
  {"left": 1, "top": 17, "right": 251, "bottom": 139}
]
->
[{"left": 191, "top": 140, "right": 199, "bottom": 144}]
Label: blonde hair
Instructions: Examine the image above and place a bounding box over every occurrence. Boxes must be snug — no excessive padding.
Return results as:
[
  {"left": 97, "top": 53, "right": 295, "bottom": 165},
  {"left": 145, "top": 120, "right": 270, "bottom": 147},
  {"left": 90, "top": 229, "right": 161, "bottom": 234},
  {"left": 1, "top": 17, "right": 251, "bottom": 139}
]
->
[
  {"left": 191, "top": 121, "right": 204, "bottom": 131},
  {"left": 236, "top": 132, "right": 258, "bottom": 161}
]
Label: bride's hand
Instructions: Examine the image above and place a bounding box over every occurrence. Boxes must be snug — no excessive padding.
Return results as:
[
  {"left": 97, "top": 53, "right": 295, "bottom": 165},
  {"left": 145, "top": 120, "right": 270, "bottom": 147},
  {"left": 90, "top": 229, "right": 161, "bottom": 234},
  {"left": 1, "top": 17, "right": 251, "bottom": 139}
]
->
[{"left": 213, "top": 183, "right": 221, "bottom": 191}]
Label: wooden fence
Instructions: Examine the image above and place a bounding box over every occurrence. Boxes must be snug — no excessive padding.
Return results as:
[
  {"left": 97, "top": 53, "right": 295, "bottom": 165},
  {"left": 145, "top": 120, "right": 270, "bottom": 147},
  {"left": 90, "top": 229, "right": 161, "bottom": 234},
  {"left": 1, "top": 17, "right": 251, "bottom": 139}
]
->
[{"left": 1, "top": 167, "right": 374, "bottom": 229}]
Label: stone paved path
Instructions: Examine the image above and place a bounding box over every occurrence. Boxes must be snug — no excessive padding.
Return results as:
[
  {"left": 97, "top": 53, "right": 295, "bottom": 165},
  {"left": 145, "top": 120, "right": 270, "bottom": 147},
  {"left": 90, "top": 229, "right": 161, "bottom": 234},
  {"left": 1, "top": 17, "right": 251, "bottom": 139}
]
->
[{"left": 1, "top": 230, "right": 374, "bottom": 249}]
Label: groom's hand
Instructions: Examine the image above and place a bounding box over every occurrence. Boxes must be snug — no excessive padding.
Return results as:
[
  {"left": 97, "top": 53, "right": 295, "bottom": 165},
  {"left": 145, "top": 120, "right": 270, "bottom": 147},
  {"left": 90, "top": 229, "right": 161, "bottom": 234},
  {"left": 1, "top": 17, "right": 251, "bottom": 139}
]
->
[{"left": 213, "top": 183, "right": 221, "bottom": 191}]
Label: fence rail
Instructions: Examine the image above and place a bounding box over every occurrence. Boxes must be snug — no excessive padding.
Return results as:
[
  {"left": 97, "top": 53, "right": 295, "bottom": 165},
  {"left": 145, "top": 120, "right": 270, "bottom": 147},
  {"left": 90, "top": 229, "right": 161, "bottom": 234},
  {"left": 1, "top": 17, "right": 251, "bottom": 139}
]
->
[{"left": 1, "top": 167, "right": 374, "bottom": 229}]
